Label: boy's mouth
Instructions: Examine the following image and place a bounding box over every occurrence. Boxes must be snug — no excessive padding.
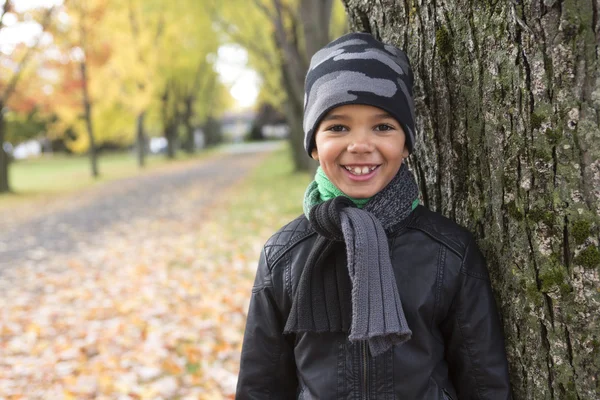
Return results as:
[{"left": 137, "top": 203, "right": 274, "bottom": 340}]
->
[{"left": 342, "top": 165, "right": 380, "bottom": 176}]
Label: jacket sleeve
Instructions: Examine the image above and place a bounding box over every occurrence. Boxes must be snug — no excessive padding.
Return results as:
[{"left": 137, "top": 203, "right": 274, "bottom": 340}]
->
[
  {"left": 236, "top": 249, "right": 298, "bottom": 399},
  {"left": 441, "top": 238, "right": 512, "bottom": 400}
]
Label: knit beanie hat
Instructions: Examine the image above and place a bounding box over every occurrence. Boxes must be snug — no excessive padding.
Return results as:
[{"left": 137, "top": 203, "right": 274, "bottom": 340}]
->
[{"left": 303, "top": 32, "right": 416, "bottom": 156}]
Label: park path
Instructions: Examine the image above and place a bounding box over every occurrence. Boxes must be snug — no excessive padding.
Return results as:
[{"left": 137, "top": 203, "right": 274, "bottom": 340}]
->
[
  {"left": 0, "top": 143, "right": 277, "bottom": 269},
  {"left": 0, "top": 142, "right": 283, "bottom": 399}
]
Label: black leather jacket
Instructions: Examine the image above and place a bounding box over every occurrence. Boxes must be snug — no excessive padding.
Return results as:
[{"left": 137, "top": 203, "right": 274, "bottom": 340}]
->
[{"left": 236, "top": 205, "right": 511, "bottom": 399}]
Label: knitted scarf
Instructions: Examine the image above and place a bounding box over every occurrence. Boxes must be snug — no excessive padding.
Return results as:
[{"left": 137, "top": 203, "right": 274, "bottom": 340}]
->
[
  {"left": 284, "top": 163, "right": 419, "bottom": 357},
  {"left": 303, "top": 167, "right": 371, "bottom": 212}
]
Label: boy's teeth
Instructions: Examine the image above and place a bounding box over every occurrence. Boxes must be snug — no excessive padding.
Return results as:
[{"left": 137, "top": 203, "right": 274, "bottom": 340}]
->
[{"left": 345, "top": 166, "right": 377, "bottom": 175}]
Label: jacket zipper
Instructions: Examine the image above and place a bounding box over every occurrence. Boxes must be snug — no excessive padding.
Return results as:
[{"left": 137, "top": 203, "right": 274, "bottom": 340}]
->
[{"left": 361, "top": 341, "right": 369, "bottom": 399}]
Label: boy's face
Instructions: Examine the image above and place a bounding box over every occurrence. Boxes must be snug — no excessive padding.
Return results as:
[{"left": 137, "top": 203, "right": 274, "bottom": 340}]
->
[{"left": 311, "top": 104, "right": 409, "bottom": 199}]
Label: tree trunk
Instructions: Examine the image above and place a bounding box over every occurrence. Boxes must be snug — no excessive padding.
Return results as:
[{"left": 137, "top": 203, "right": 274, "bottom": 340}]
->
[
  {"left": 182, "top": 96, "right": 195, "bottom": 154},
  {"left": 80, "top": 60, "right": 98, "bottom": 178},
  {"left": 0, "top": 104, "right": 10, "bottom": 193},
  {"left": 161, "top": 86, "right": 177, "bottom": 160},
  {"left": 165, "top": 123, "right": 176, "bottom": 159},
  {"left": 136, "top": 110, "right": 146, "bottom": 168},
  {"left": 280, "top": 56, "right": 315, "bottom": 172},
  {"left": 342, "top": 0, "right": 599, "bottom": 399},
  {"left": 299, "top": 0, "right": 333, "bottom": 59}
]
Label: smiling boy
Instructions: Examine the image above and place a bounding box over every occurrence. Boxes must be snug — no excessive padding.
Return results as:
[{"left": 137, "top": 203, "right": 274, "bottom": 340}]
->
[
  {"left": 236, "top": 32, "right": 511, "bottom": 400},
  {"left": 311, "top": 104, "right": 409, "bottom": 199}
]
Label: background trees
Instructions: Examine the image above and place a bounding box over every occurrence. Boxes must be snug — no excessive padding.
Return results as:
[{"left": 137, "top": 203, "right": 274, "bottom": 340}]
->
[
  {"left": 0, "top": 0, "right": 230, "bottom": 192},
  {"left": 340, "top": 0, "right": 599, "bottom": 397},
  {"left": 213, "top": 0, "right": 348, "bottom": 171}
]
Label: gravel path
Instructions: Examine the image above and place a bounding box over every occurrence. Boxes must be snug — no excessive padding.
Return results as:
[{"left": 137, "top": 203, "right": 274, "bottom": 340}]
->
[{"left": 0, "top": 144, "right": 276, "bottom": 270}]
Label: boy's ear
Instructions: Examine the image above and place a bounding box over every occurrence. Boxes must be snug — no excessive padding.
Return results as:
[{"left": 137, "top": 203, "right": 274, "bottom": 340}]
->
[
  {"left": 311, "top": 148, "right": 319, "bottom": 160},
  {"left": 402, "top": 146, "right": 409, "bottom": 159}
]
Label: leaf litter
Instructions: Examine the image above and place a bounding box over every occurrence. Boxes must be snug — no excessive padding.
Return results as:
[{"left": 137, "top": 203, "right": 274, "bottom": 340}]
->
[{"left": 0, "top": 150, "right": 309, "bottom": 399}]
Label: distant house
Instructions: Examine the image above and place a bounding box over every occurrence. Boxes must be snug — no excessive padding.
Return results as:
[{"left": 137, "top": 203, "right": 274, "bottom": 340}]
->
[
  {"left": 220, "top": 110, "right": 256, "bottom": 142},
  {"left": 11, "top": 139, "right": 43, "bottom": 159}
]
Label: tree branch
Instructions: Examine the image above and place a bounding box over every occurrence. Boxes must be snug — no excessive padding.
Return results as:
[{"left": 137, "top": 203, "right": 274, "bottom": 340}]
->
[
  {"left": 271, "top": 0, "right": 307, "bottom": 104},
  {"left": 0, "top": 0, "right": 12, "bottom": 31},
  {"left": 0, "top": 6, "right": 55, "bottom": 103},
  {"left": 252, "top": 0, "right": 275, "bottom": 20},
  {"left": 191, "top": 58, "right": 208, "bottom": 95},
  {"left": 210, "top": 13, "right": 274, "bottom": 63}
]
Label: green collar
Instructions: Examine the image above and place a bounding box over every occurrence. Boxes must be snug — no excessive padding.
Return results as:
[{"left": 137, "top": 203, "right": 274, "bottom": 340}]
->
[{"left": 302, "top": 166, "right": 419, "bottom": 218}]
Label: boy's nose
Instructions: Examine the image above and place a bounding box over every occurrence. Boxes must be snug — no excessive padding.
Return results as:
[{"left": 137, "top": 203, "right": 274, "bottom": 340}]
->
[{"left": 347, "top": 132, "right": 374, "bottom": 153}]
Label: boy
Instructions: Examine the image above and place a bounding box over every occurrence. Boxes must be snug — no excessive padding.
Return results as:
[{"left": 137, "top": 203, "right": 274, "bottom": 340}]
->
[{"left": 236, "top": 32, "right": 511, "bottom": 400}]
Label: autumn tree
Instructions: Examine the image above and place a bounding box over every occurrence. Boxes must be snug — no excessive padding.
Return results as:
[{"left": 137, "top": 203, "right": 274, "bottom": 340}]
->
[
  {"left": 60, "top": 0, "right": 113, "bottom": 177},
  {"left": 151, "top": 0, "right": 223, "bottom": 159},
  {"left": 214, "top": 0, "right": 348, "bottom": 171},
  {"left": 341, "top": 0, "right": 600, "bottom": 398},
  {"left": 48, "top": 0, "right": 125, "bottom": 178},
  {"left": 0, "top": 1, "right": 54, "bottom": 193},
  {"left": 112, "top": 0, "right": 163, "bottom": 167}
]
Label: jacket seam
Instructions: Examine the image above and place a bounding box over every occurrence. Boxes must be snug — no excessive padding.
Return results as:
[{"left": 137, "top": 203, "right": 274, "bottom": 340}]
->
[
  {"left": 266, "top": 252, "right": 280, "bottom": 400},
  {"left": 249, "top": 250, "right": 280, "bottom": 398},
  {"left": 458, "top": 238, "right": 486, "bottom": 399},
  {"left": 460, "top": 269, "right": 489, "bottom": 280},
  {"left": 405, "top": 225, "right": 464, "bottom": 258},
  {"left": 430, "top": 245, "right": 446, "bottom": 338},
  {"left": 455, "top": 310, "right": 484, "bottom": 399},
  {"left": 283, "top": 251, "right": 293, "bottom": 301},
  {"left": 268, "top": 231, "right": 315, "bottom": 269},
  {"left": 460, "top": 237, "right": 490, "bottom": 281},
  {"left": 252, "top": 248, "right": 274, "bottom": 291},
  {"left": 251, "top": 284, "right": 271, "bottom": 293}
]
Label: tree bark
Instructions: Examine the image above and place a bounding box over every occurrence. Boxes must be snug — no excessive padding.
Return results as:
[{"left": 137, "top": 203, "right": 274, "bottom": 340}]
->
[
  {"left": 299, "top": 0, "right": 333, "bottom": 59},
  {"left": 268, "top": 0, "right": 332, "bottom": 173},
  {"left": 80, "top": 59, "right": 98, "bottom": 178},
  {"left": 165, "top": 124, "right": 176, "bottom": 159},
  {"left": 161, "top": 86, "right": 177, "bottom": 160},
  {"left": 0, "top": 104, "right": 10, "bottom": 193},
  {"left": 182, "top": 96, "right": 195, "bottom": 154},
  {"left": 341, "top": 0, "right": 599, "bottom": 398},
  {"left": 136, "top": 111, "right": 146, "bottom": 167},
  {"left": 279, "top": 49, "right": 314, "bottom": 172}
]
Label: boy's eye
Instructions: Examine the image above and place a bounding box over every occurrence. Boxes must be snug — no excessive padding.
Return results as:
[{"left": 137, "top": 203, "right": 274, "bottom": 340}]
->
[
  {"left": 374, "top": 124, "right": 395, "bottom": 131},
  {"left": 326, "top": 124, "right": 348, "bottom": 132}
]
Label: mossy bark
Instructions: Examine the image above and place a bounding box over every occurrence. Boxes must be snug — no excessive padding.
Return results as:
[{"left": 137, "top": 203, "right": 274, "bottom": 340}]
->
[{"left": 341, "top": 0, "right": 600, "bottom": 398}]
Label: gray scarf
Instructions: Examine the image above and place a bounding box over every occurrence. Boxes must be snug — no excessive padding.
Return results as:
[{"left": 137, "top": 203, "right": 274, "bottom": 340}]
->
[{"left": 284, "top": 164, "right": 419, "bottom": 356}]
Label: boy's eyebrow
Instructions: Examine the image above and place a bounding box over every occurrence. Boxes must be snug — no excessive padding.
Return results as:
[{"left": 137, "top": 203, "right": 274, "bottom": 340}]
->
[
  {"left": 321, "top": 114, "right": 350, "bottom": 122},
  {"left": 321, "top": 112, "right": 395, "bottom": 121},
  {"left": 373, "top": 112, "right": 395, "bottom": 119}
]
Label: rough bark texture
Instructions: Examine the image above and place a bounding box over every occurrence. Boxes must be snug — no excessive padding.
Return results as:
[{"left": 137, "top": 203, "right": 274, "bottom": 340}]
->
[{"left": 341, "top": 0, "right": 599, "bottom": 398}]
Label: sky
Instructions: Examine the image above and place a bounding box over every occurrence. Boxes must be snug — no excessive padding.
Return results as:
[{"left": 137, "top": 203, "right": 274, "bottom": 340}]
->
[
  {"left": 0, "top": 0, "right": 260, "bottom": 109},
  {"left": 214, "top": 45, "right": 260, "bottom": 109}
]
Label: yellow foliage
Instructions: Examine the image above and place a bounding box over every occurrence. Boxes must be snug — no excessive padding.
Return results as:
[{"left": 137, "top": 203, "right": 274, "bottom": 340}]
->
[{"left": 44, "top": 0, "right": 228, "bottom": 153}]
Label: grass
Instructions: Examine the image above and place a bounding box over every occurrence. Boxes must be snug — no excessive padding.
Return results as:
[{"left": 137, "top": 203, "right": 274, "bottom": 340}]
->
[
  {"left": 231, "top": 146, "right": 311, "bottom": 224},
  {"left": 0, "top": 148, "right": 220, "bottom": 209},
  {"left": 204, "top": 145, "right": 312, "bottom": 260}
]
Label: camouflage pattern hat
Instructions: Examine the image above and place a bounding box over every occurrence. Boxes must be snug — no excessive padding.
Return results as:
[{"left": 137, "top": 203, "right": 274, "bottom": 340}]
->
[{"left": 303, "top": 32, "right": 416, "bottom": 156}]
